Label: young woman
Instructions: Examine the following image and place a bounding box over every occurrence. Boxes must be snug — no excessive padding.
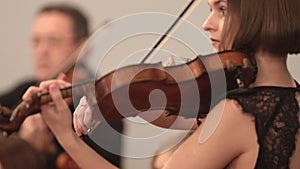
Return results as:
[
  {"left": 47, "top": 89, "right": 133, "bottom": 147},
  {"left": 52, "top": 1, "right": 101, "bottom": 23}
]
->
[{"left": 22, "top": 0, "right": 300, "bottom": 168}]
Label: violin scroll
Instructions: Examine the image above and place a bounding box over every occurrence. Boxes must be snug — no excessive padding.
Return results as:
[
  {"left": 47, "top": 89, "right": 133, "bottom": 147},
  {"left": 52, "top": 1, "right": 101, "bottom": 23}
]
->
[{"left": 0, "top": 102, "right": 41, "bottom": 134}]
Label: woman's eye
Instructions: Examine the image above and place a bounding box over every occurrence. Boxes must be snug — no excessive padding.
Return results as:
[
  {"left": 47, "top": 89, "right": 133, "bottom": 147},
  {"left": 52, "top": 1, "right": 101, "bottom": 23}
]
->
[{"left": 220, "top": 6, "right": 227, "bottom": 15}]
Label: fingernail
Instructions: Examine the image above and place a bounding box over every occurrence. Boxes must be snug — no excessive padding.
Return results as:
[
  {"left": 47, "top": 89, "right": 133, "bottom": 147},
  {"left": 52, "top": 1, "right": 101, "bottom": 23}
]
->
[
  {"left": 57, "top": 73, "right": 66, "bottom": 80},
  {"left": 80, "top": 96, "right": 87, "bottom": 104}
]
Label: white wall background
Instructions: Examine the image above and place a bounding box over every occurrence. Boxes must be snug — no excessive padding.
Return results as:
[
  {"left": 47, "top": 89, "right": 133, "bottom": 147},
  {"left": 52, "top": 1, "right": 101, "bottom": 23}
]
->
[{"left": 0, "top": 1, "right": 299, "bottom": 169}]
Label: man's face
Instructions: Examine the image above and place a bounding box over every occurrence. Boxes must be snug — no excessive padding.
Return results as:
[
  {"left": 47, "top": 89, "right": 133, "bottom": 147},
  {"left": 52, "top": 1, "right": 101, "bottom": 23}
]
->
[{"left": 31, "top": 11, "right": 78, "bottom": 81}]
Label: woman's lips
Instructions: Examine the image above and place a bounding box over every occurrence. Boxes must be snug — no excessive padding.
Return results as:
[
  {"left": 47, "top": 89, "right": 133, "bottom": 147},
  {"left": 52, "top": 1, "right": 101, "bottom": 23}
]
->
[
  {"left": 210, "top": 38, "right": 220, "bottom": 48},
  {"left": 210, "top": 38, "right": 220, "bottom": 43}
]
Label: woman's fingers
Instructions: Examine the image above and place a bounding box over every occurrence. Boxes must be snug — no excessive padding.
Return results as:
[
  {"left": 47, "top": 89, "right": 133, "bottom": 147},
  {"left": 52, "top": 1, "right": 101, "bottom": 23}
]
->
[
  {"left": 40, "top": 82, "right": 74, "bottom": 136},
  {"left": 39, "top": 79, "right": 70, "bottom": 91},
  {"left": 73, "top": 96, "right": 101, "bottom": 135},
  {"left": 73, "top": 114, "right": 84, "bottom": 136},
  {"left": 74, "top": 96, "right": 89, "bottom": 135},
  {"left": 48, "top": 83, "right": 69, "bottom": 113},
  {"left": 22, "top": 86, "right": 41, "bottom": 102},
  {"left": 56, "top": 73, "right": 67, "bottom": 80},
  {"left": 23, "top": 79, "right": 71, "bottom": 103}
]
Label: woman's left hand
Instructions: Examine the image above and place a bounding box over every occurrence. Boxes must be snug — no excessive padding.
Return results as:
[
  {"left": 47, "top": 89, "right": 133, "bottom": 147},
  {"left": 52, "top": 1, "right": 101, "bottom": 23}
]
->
[
  {"left": 42, "top": 82, "right": 73, "bottom": 136},
  {"left": 22, "top": 79, "right": 72, "bottom": 138}
]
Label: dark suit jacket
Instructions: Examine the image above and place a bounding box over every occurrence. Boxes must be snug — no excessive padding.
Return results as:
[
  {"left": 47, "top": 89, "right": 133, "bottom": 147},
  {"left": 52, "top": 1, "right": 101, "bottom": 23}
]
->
[{"left": 0, "top": 79, "right": 123, "bottom": 168}]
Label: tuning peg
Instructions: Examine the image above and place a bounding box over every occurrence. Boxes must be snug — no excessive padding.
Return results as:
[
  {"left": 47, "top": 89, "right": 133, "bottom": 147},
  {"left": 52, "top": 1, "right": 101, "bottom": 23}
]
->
[{"left": 242, "top": 58, "right": 250, "bottom": 68}]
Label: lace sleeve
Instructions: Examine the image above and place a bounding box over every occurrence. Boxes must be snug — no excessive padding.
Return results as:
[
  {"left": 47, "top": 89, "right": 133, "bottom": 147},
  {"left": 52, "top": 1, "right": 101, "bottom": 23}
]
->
[{"left": 227, "top": 87, "right": 300, "bottom": 169}]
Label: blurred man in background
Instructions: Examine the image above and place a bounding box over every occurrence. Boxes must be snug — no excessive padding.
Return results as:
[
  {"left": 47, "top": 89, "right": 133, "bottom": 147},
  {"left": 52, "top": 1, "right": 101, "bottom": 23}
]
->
[{"left": 0, "top": 3, "right": 123, "bottom": 169}]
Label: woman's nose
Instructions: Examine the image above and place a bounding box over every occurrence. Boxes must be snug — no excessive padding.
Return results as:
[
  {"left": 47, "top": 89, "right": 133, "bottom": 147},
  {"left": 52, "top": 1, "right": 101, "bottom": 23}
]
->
[{"left": 202, "top": 13, "right": 216, "bottom": 32}]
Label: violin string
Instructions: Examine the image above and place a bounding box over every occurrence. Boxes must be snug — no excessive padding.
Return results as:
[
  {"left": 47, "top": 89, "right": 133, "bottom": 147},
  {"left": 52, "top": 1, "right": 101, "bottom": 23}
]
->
[{"left": 140, "top": 0, "right": 203, "bottom": 64}]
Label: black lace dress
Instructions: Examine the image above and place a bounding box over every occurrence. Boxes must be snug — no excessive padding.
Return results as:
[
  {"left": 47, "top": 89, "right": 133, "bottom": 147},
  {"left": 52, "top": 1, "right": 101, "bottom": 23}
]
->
[{"left": 226, "top": 85, "right": 300, "bottom": 169}]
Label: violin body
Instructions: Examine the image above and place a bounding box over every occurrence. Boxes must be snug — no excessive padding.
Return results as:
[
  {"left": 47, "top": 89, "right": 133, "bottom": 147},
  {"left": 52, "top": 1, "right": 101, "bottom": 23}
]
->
[
  {"left": 95, "top": 50, "right": 256, "bottom": 121},
  {"left": 0, "top": 50, "right": 256, "bottom": 133}
]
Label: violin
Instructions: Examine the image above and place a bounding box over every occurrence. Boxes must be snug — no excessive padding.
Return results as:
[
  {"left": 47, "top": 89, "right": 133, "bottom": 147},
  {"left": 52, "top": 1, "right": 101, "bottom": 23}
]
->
[
  {"left": 0, "top": 0, "right": 256, "bottom": 133},
  {"left": 0, "top": 49, "right": 256, "bottom": 133}
]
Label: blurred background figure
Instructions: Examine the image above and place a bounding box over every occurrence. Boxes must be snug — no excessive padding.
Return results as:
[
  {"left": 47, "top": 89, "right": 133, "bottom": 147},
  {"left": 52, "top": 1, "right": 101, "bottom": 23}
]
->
[
  {"left": 0, "top": 3, "right": 123, "bottom": 169},
  {"left": 0, "top": 134, "right": 44, "bottom": 169}
]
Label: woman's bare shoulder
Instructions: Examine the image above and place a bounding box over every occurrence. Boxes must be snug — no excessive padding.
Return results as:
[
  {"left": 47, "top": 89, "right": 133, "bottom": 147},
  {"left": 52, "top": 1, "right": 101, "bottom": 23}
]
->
[{"left": 162, "top": 99, "right": 257, "bottom": 169}]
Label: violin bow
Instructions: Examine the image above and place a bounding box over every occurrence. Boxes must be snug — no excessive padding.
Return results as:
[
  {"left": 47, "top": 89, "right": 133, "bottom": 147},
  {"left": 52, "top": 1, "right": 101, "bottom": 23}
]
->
[
  {"left": 140, "top": 0, "right": 203, "bottom": 64},
  {"left": 3, "top": 1, "right": 204, "bottom": 132}
]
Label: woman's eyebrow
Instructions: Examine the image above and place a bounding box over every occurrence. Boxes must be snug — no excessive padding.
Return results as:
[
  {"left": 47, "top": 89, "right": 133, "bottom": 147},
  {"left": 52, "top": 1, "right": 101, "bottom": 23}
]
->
[
  {"left": 214, "top": 0, "right": 226, "bottom": 6},
  {"left": 207, "top": 0, "right": 226, "bottom": 8}
]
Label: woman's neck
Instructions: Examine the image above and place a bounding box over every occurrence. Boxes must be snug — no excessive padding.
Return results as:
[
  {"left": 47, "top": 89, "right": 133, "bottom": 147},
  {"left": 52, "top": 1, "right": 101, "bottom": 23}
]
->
[{"left": 251, "top": 51, "right": 296, "bottom": 87}]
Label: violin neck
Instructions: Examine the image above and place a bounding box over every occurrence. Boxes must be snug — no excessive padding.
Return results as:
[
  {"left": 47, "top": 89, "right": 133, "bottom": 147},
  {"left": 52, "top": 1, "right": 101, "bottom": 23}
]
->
[{"left": 37, "top": 80, "right": 95, "bottom": 105}]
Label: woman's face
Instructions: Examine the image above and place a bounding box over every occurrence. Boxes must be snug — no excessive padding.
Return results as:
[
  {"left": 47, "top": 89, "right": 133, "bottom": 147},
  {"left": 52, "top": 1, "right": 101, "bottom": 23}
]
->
[{"left": 202, "top": 0, "right": 227, "bottom": 51}]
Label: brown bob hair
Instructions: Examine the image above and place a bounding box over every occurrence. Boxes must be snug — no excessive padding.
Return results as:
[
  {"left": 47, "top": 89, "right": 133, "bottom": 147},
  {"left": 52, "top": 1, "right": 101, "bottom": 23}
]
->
[{"left": 220, "top": 0, "right": 300, "bottom": 55}]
